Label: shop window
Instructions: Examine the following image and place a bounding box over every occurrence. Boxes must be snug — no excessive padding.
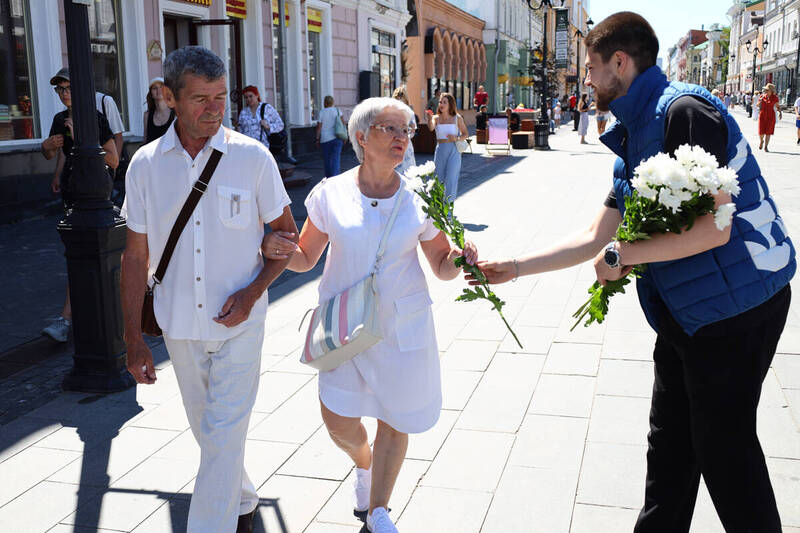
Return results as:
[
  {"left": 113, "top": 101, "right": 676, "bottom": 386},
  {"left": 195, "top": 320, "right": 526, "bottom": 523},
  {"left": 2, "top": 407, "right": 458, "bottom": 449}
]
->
[
  {"left": 0, "top": 0, "right": 38, "bottom": 140},
  {"left": 371, "top": 28, "right": 396, "bottom": 97},
  {"left": 88, "top": 0, "right": 127, "bottom": 130}
]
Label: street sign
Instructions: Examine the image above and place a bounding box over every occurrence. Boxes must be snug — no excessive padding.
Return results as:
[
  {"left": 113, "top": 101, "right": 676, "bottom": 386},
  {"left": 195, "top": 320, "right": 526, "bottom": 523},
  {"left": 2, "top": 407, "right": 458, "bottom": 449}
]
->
[{"left": 555, "top": 8, "right": 569, "bottom": 69}]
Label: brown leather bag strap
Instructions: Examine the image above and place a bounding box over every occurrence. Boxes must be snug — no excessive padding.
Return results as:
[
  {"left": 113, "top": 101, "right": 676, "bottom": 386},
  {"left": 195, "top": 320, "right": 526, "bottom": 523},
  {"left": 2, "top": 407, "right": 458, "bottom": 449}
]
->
[{"left": 152, "top": 148, "right": 223, "bottom": 285}]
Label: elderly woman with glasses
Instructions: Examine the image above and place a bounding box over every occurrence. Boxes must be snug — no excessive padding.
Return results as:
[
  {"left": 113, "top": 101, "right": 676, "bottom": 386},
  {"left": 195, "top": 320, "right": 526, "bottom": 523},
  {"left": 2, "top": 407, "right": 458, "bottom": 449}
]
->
[{"left": 262, "top": 97, "right": 477, "bottom": 533}]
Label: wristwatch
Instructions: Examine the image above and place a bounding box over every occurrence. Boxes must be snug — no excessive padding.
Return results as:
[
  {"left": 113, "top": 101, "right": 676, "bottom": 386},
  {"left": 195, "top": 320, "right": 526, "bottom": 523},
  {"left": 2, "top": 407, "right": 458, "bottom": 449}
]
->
[{"left": 603, "top": 241, "right": 621, "bottom": 269}]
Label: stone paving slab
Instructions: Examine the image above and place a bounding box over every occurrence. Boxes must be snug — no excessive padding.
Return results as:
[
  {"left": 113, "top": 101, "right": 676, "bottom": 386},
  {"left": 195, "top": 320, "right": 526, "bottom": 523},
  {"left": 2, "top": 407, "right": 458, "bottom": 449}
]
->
[{"left": 0, "top": 113, "right": 799, "bottom": 532}]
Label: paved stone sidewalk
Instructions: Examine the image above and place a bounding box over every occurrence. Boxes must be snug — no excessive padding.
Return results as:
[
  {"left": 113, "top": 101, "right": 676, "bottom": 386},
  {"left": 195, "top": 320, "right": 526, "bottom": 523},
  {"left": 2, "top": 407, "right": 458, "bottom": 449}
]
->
[{"left": 0, "top": 114, "right": 798, "bottom": 532}]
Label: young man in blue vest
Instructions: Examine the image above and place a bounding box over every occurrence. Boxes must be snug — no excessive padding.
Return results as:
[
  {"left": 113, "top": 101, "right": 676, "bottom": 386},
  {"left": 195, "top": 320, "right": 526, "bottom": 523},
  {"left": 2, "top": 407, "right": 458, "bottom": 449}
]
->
[{"left": 476, "top": 12, "right": 794, "bottom": 532}]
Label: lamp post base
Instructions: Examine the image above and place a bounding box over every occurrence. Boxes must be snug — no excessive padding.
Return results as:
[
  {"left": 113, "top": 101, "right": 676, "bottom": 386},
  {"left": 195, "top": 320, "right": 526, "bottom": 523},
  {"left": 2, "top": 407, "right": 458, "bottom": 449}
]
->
[
  {"left": 62, "top": 366, "right": 136, "bottom": 394},
  {"left": 58, "top": 209, "right": 135, "bottom": 395}
]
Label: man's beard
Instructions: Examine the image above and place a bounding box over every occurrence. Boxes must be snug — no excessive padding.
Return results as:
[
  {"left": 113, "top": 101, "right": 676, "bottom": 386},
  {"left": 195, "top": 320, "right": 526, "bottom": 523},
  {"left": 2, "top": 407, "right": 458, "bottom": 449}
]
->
[{"left": 594, "top": 76, "right": 625, "bottom": 112}]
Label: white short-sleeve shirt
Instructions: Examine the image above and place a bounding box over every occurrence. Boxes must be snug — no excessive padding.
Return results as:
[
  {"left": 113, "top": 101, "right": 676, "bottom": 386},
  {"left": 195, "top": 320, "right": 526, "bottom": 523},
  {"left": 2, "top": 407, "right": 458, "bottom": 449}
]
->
[
  {"left": 122, "top": 123, "right": 291, "bottom": 341},
  {"left": 96, "top": 92, "right": 124, "bottom": 134}
]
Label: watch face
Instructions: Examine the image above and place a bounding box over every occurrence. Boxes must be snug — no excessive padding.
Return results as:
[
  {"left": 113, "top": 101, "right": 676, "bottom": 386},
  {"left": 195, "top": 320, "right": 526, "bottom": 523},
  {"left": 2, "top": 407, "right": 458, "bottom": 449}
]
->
[{"left": 604, "top": 249, "right": 619, "bottom": 267}]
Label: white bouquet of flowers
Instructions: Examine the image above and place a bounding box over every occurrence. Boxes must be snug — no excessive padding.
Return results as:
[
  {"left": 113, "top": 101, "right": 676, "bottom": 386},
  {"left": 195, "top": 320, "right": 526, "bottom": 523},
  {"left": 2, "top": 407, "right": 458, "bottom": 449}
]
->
[
  {"left": 572, "top": 144, "right": 740, "bottom": 330},
  {"left": 407, "top": 162, "right": 523, "bottom": 348}
]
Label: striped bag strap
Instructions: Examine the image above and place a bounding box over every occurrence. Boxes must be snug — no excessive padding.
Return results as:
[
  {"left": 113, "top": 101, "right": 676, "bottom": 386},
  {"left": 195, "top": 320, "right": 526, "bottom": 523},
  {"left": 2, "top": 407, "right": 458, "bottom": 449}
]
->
[{"left": 372, "top": 187, "right": 404, "bottom": 273}]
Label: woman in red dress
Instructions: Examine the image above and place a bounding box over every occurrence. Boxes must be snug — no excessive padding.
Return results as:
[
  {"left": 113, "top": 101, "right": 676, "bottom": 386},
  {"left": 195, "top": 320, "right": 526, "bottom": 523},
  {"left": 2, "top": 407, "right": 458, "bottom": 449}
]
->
[{"left": 758, "top": 83, "right": 782, "bottom": 152}]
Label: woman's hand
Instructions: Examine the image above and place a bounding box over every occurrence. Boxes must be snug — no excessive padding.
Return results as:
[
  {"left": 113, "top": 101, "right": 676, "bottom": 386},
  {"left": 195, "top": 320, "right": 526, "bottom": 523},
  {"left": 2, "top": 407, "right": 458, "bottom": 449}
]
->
[
  {"left": 466, "top": 259, "right": 516, "bottom": 285},
  {"left": 51, "top": 174, "right": 60, "bottom": 194},
  {"left": 260, "top": 119, "right": 270, "bottom": 131},
  {"left": 261, "top": 230, "right": 298, "bottom": 260},
  {"left": 461, "top": 240, "right": 478, "bottom": 266}
]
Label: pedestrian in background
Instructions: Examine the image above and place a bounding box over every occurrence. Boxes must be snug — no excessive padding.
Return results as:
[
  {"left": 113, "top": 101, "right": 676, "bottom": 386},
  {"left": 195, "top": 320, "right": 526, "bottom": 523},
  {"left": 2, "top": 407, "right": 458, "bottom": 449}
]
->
[
  {"left": 594, "top": 103, "right": 609, "bottom": 135},
  {"left": 758, "top": 83, "right": 781, "bottom": 152},
  {"left": 39, "top": 68, "right": 118, "bottom": 343},
  {"left": 262, "top": 96, "right": 478, "bottom": 533},
  {"left": 392, "top": 85, "right": 417, "bottom": 175},
  {"left": 753, "top": 90, "right": 762, "bottom": 122},
  {"left": 120, "top": 46, "right": 297, "bottom": 533},
  {"left": 143, "top": 77, "right": 175, "bottom": 143},
  {"left": 723, "top": 92, "right": 732, "bottom": 110},
  {"left": 794, "top": 93, "right": 800, "bottom": 145},
  {"left": 745, "top": 91, "right": 753, "bottom": 117},
  {"left": 476, "top": 12, "right": 794, "bottom": 532},
  {"left": 427, "top": 92, "right": 469, "bottom": 202},
  {"left": 426, "top": 88, "right": 441, "bottom": 112},
  {"left": 316, "top": 95, "right": 347, "bottom": 178},
  {"left": 473, "top": 84, "right": 488, "bottom": 109},
  {"left": 550, "top": 102, "right": 561, "bottom": 133},
  {"left": 237, "top": 85, "right": 284, "bottom": 150},
  {"left": 577, "top": 93, "right": 590, "bottom": 144}
]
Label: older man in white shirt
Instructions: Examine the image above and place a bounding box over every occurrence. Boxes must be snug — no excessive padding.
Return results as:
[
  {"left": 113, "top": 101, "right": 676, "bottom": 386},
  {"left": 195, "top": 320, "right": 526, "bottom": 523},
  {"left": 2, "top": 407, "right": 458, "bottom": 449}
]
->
[{"left": 120, "top": 46, "right": 297, "bottom": 533}]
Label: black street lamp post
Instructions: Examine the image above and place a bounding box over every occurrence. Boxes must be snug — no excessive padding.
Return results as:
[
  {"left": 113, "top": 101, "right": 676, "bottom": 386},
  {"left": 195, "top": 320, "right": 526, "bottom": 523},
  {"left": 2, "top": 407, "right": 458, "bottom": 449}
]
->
[
  {"left": 573, "top": 18, "right": 593, "bottom": 131},
  {"left": 746, "top": 36, "right": 769, "bottom": 95},
  {"left": 59, "top": 0, "right": 135, "bottom": 393},
  {"left": 525, "top": 0, "right": 565, "bottom": 150}
]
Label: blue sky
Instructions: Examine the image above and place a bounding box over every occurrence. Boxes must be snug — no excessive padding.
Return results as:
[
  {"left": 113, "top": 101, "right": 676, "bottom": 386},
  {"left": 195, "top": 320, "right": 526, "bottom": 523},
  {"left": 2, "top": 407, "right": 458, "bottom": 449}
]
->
[{"left": 587, "top": 0, "right": 735, "bottom": 64}]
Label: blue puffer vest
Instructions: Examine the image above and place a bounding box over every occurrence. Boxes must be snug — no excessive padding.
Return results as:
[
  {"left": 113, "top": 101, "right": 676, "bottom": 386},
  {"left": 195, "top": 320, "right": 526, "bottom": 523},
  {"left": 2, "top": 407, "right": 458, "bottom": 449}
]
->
[{"left": 601, "top": 66, "right": 795, "bottom": 335}]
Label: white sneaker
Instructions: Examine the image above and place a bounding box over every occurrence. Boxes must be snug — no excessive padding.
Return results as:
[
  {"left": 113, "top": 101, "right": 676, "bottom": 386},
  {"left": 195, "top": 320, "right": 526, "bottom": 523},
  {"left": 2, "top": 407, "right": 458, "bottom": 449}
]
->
[
  {"left": 353, "top": 465, "right": 371, "bottom": 512},
  {"left": 366, "top": 507, "right": 398, "bottom": 533},
  {"left": 42, "top": 317, "right": 71, "bottom": 342}
]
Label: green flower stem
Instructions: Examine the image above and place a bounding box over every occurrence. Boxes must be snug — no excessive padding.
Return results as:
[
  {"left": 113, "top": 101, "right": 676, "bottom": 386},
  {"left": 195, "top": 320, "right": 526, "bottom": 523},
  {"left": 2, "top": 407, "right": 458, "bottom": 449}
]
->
[{"left": 414, "top": 175, "right": 523, "bottom": 349}]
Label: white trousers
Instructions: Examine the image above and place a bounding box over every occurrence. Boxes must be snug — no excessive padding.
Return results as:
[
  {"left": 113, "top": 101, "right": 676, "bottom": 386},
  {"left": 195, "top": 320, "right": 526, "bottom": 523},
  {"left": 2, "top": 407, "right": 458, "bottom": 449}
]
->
[{"left": 164, "top": 323, "right": 264, "bottom": 533}]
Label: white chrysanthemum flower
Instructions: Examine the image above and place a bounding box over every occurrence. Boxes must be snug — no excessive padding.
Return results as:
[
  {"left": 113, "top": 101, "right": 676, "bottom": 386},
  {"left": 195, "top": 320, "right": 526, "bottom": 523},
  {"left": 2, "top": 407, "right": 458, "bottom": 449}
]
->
[
  {"left": 674, "top": 144, "right": 696, "bottom": 167},
  {"left": 662, "top": 162, "right": 693, "bottom": 192},
  {"left": 717, "top": 167, "right": 741, "bottom": 196},
  {"left": 407, "top": 176, "right": 425, "bottom": 191},
  {"left": 674, "top": 189, "right": 693, "bottom": 203},
  {"left": 424, "top": 179, "right": 435, "bottom": 193},
  {"left": 714, "top": 203, "right": 737, "bottom": 230},
  {"left": 658, "top": 188, "right": 682, "bottom": 213},
  {"left": 690, "top": 165, "right": 719, "bottom": 195},
  {"left": 637, "top": 186, "right": 658, "bottom": 201},
  {"left": 691, "top": 145, "right": 720, "bottom": 170},
  {"left": 404, "top": 161, "right": 436, "bottom": 180}
]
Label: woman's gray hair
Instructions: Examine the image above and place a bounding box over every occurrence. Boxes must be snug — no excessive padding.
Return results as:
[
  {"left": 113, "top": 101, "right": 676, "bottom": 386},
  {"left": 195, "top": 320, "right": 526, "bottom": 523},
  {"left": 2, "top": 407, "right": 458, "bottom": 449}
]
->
[
  {"left": 348, "top": 97, "right": 415, "bottom": 162},
  {"left": 164, "top": 46, "right": 226, "bottom": 99}
]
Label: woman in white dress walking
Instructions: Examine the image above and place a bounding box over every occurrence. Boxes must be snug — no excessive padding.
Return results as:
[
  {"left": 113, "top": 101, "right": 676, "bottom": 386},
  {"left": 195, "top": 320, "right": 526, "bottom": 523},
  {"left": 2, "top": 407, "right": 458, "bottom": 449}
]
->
[
  {"left": 577, "top": 93, "right": 590, "bottom": 144},
  {"left": 263, "top": 97, "right": 477, "bottom": 533}
]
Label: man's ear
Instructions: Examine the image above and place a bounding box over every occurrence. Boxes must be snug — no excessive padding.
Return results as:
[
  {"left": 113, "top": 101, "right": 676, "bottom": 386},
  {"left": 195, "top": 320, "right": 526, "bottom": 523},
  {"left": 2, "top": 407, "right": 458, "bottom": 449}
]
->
[{"left": 163, "top": 85, "right": 176, "bottom": 108}]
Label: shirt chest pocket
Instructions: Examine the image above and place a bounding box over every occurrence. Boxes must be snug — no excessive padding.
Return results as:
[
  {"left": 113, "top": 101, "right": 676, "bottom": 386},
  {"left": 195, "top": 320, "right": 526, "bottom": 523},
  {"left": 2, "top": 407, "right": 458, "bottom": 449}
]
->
[{"left": 217, "top": 186, "right": 251, "bottom": 229}]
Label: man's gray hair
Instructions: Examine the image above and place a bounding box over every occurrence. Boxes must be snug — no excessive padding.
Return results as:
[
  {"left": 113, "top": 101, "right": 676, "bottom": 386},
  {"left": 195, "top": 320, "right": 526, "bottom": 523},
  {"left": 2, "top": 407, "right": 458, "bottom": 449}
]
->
[
  {"left": 348, "top": 97, "right": 415, "bottom": 162},
  {"left": 164, "top": 46, "right": 226, "bottom": 98}
]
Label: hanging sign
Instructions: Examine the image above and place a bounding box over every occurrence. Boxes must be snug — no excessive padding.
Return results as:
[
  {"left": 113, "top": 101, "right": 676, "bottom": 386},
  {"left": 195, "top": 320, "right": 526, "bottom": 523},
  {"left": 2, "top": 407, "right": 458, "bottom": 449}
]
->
[
  {"left": 226, "top": 0, "right": 246, "bottom": 18},
  {"left": 555, "top": 8, "right": 569, "bottom": 69},
  {"left": 272, "top": 0, "right": 290, "bottom": 25},
  {"left": 307, "top": 8, "right": 322, "bottom": 33}
]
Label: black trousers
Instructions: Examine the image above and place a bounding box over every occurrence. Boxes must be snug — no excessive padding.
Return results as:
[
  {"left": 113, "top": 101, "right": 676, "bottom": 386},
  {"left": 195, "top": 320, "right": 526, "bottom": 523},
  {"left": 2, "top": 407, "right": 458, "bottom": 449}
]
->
[{"left": 634, "top": 286, "right": 790, "bottom": 533}]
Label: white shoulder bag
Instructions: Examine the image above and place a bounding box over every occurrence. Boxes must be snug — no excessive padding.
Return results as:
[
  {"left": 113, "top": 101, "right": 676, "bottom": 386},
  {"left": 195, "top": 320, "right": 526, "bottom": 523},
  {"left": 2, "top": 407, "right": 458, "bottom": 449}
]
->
[{"left": 299, "top": 189, "right": 404, "bottom": 371}]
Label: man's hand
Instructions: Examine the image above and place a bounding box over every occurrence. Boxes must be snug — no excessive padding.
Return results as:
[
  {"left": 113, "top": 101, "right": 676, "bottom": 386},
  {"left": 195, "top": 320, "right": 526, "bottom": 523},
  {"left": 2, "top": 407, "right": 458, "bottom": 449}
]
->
[
  {"left": 126, "top": 338, "right": 156, "bottom": 384},
  {"left": 467, "top": 260, "right": 515, "bottom": 285},
  {"left": 214, "top": 287, "right": 259, "bottom": 328},
  {"left": 593, "top": 247, "right": 633, "bottom": 287},
  {"left": 43, "top": 134, "right": 64, "bottom": 151}
]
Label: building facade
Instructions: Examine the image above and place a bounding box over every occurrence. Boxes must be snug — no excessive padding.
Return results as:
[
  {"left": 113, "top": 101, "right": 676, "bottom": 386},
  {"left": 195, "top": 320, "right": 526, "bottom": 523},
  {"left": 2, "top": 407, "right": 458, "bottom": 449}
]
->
[
  {"left": 761, "top": 0, "right": 799, "bottom": 104},
  {"left": 0, "top": 0, "right": 415, "bottom": 220}
]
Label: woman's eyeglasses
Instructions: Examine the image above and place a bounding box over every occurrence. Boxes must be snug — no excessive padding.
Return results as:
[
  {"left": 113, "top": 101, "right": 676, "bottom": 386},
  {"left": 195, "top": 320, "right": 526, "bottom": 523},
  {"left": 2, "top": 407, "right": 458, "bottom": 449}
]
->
[
  {"left": 54, "top": 85, "right": 71, "bottom": 95},
  {"left": 370, "top": 123, "right": 414, "bottom": 140}
]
